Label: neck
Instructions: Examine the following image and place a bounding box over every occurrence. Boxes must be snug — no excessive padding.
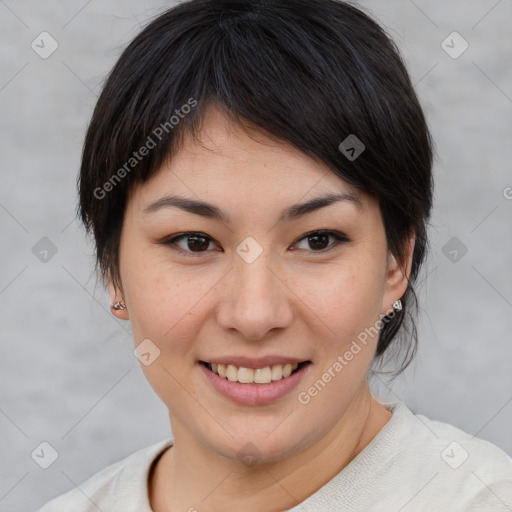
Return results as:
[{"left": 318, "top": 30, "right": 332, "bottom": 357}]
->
[{"left": 149, "top": 382, "right": 392, "bottom": 512}]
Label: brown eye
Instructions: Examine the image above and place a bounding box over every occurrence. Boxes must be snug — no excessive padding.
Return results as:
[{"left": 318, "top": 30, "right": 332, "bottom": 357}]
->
[
  {"left": 294, "top": 230, "right": 349, "bottom": 253},
  {"left": 164, "top": 232, "right": 218, "bottom": 255},
  {"left": 181, "top": 234, "right": 210, "bottom": 252},
  {"left": 306, "top": 233, "right": 330, "bottom": 250}
]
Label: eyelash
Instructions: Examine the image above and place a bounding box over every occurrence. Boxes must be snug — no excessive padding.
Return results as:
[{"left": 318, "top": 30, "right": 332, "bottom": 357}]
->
[{"left": 161, "top": 230, "right": 349, "bottom": 257}]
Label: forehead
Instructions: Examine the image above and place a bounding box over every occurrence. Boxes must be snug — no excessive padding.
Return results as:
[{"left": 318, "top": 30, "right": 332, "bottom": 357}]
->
[
  {"left": 142, "top": 105, "right": 362, "bottom": 196},
  {"left": 127, "top": 104, "right": 378, "bottom": 225}
]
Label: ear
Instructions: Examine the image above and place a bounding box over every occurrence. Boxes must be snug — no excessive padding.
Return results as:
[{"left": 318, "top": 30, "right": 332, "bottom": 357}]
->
[
  {"left": 107, "top": 275, "right": 129, "bottom": 320},
  {"left": 381, "top": 234, "right": 415, "bottom": 317}
]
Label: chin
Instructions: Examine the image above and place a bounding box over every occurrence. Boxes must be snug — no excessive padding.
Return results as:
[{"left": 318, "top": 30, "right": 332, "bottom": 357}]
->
[{"left": 204, "top": 423, "right": 312, "bottom": 467}]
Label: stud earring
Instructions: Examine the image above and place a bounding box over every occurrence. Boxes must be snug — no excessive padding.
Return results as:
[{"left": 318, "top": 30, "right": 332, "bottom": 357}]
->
[
  {"left": 392, "top": 299, "right": 402, "bottom": 312},
  {"left": 111, "top": 301, "right": 127, "bottom": 311}
]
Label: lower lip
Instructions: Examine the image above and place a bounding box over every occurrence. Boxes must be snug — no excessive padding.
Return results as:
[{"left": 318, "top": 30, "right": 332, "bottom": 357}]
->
[{"left": 198, "top": 362, "right": 312, "bottom": 406}]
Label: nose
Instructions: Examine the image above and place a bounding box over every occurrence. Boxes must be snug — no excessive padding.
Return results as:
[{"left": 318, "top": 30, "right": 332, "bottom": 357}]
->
[{"left": 216, "top": 251, "right": 293, "bottom": 341}]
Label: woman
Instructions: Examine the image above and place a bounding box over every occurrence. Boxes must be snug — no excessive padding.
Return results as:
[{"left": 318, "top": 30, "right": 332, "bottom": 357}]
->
[{"left": 38, "top": 0, "right": 512, "bottom": 510}]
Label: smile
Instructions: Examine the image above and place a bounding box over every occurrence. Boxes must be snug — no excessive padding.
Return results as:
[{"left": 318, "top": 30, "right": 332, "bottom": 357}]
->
[
  {"left": 199, "top": 360, "right": 312, "bottom": 406},
  {"left": 200, "top": 361, "right": 309, "bottom": 384}
]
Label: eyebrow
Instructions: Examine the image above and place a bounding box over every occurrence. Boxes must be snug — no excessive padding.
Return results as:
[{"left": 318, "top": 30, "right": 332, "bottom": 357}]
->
[{"left": 142, "top": 191, "right": 363, "bottom": 223}]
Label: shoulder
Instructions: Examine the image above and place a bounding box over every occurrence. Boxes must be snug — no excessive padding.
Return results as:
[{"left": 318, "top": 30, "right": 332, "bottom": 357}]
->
[
  {"left": 400, "top": 402, "right": 512, "bottom": 473},
  {"left": 294, "top": 401, "right": 512, "bottom": 511},
  {"left": 36, "top": 438, "right": 173, "bottom": 512},
  {"left": 383, "top": 401, "right": 512, "bottom": 509}
]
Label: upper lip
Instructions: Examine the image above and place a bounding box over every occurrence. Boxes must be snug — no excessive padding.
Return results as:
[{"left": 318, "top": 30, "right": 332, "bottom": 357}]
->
[{"left": 200, "top": 355, "right": 310, "bottom": 369}]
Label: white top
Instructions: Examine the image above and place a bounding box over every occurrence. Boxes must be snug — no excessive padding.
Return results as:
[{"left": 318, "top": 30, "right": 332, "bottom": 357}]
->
[{"left": 37, "top": 401, "right": 512, "bottom": 511}]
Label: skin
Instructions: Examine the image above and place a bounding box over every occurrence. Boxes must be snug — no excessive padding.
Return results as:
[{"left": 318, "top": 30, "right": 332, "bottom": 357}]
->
[{"left": 109, "top": 104, "right": 415, "bottom": 512}]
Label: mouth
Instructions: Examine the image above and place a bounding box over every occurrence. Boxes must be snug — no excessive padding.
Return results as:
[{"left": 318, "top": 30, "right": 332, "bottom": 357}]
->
[
  {"left": 199, "top": 360, "right": 311, "bottom": 385},
  {"left": 198, "top": 359, "right": 313, "bottom": 406}
]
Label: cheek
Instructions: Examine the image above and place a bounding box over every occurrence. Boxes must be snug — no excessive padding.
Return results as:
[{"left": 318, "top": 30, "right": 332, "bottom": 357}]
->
[
  {"left": 299, "top": 260, "right": 384, "bottom": 341},
  {"left": 121, "top": 252, "right": 219, "bottom": 351},
  {"left": 293, "top": 265, "right": 383, "bottom": 421},
  {"left": 122, "top": 260, "right": 217, "bottom": 406}
]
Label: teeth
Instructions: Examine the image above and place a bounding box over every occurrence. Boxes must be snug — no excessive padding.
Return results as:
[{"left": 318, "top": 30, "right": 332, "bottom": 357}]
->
[
  {"left": 271, "top": 365, "right": 283, "bottom": 381},
  {"left": 218, "top": 363, "right": 227, "bottom": 378},
  {"left": 226, "top": 365, "right": 238, "bottom": 382},
  {"left": 254, "top": 367, "right": 271, "bottom": 383},
  {"left": 208, "top": 362, "right": 300, "bottom": 384},
  {"left": 238, "top": 367, "right": 254, "bottom": 383}
]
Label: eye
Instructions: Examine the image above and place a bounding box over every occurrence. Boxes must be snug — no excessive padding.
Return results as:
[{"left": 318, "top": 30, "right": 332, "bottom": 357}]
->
[
  {"left": 163, "top": 232, "right": 219, "bottom": 256},
  {"left": 161, "top": 230, "right": 349, "bottom": 257},
  {"left": 293, "top": 230, "right": 349, "bottom": 253}
]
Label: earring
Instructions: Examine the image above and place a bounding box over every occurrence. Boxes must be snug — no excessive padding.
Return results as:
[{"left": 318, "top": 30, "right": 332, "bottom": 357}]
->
[
  {"left": 392, "top": 299, "right": 402, "bottom": 312},
  {"left": 111, "top": 301, "right": 127, "bottom": 311}
]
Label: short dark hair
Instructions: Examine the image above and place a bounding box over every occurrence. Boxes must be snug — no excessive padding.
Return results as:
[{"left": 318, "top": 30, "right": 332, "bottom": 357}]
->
[{"left": 78, "top": 0, "right": 434, "bottom": 376}]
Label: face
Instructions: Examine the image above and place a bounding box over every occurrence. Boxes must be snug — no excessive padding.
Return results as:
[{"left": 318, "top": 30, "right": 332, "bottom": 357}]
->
[{"left": 110, "top": 104, "right": 412, "bottom": 464}]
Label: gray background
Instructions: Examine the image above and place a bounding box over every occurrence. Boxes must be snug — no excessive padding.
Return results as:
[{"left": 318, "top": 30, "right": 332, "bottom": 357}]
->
[{"left": 0, "top": 1, "right": 511, "bottom": 510}]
